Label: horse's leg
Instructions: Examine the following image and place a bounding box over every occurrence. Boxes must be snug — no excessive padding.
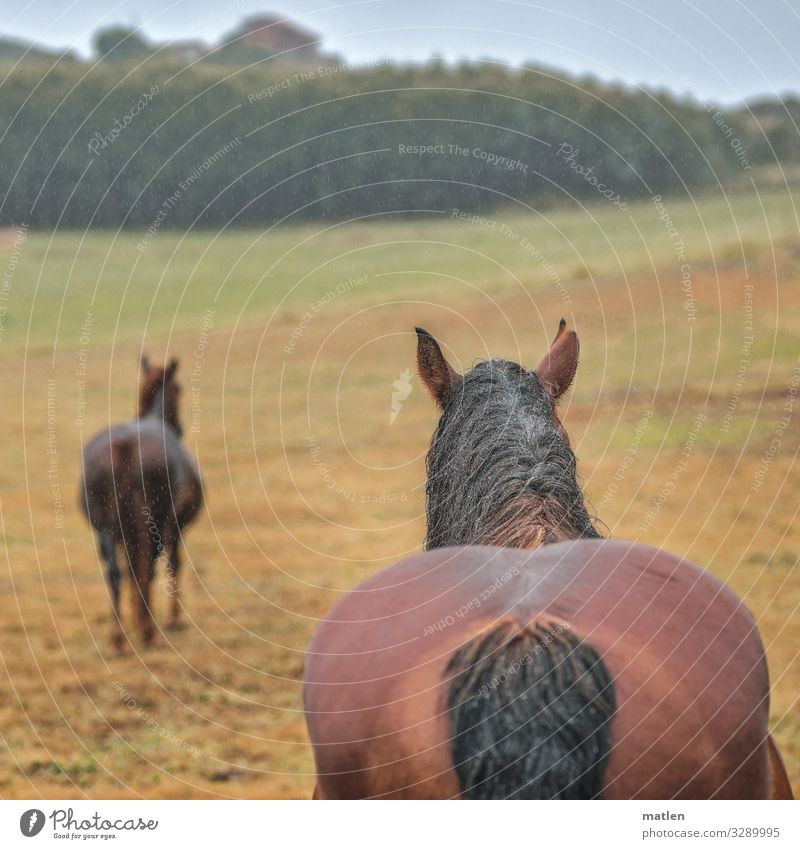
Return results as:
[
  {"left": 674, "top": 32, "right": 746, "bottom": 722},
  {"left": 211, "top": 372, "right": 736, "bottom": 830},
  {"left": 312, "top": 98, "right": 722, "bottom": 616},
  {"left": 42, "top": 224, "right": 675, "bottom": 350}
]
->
[
  {"left": 99, "top": 530, "right": 124, "bottom": 652},
  {"left": 131, "top": 518, "right": 156, "bottom": 645},
  {"left": 312, "top": 782, "right": 323, "bottom": 799},
  {"left": 163, "top": 522, "right": 184, "bottom": 630},
  {"left": 767, "top": 734, "right": 794, "bottom": 799}
]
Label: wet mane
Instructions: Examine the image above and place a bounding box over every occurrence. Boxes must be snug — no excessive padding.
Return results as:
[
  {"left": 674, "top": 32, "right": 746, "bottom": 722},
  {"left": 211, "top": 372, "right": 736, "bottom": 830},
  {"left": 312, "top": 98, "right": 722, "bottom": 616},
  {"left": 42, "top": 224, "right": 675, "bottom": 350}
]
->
[
  {"left": 424, "top": 359, "right": 599, "bottom": 550},
  {"left": 137, "top": 359, "right": 182, "bottom": 436},
  {"left": 138, "top": 367, "right": 168, "bottom": 418}
]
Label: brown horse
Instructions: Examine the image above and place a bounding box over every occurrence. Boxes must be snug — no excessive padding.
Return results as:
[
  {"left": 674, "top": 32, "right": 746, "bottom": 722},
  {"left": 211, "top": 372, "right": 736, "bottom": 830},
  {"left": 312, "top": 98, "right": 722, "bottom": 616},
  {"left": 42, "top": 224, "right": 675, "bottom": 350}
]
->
[
  {"left": 80, "top": 357, "right": 203, "bottom": 651},
  {"left": 303, "top": 321, "right": 793, "bottom": 799}
]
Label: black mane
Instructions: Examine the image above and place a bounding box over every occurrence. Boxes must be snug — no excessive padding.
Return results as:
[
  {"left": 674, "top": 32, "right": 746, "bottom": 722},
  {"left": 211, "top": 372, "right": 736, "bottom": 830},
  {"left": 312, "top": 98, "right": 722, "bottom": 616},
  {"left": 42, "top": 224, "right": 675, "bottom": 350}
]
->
[{"left": 424, "top": 358, "right": 599, "bottom": 550}]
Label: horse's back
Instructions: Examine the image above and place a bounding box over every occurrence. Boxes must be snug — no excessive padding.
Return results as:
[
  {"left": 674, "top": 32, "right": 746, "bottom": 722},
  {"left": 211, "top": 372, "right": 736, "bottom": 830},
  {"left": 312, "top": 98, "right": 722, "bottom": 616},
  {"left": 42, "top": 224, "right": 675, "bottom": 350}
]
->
[
  {"left": 304, "top": 540, "right": 771, "bottom": 798},
  {"left": 81, "top": 420, "right": 201, "bottom": 533}
]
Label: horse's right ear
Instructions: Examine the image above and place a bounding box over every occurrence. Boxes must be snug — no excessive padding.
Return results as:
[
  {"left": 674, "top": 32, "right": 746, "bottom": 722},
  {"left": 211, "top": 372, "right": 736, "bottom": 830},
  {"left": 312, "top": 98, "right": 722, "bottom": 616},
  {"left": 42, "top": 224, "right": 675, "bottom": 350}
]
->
[
  {"left": 534, "top": 319, "right": 579, "bottom": 401},
  {"left": 416, "top": 327, "right": 459, "bottom": 408},
  {"left": 140, "top": 355, "right": 151, "bottom": 374}
]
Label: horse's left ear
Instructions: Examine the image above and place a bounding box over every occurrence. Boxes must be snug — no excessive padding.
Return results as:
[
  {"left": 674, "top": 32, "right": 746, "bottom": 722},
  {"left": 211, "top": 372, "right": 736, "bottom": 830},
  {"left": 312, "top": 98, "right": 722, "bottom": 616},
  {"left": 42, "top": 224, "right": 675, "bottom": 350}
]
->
[
  {"left": 534, "top": 319, "right": 579, "bottom": 401},
  {"left": 416, "top": 327, "right": 460, "bottom": 408},
  {"left": 166, "top": 358, "right": 179, "bottom": 378}
]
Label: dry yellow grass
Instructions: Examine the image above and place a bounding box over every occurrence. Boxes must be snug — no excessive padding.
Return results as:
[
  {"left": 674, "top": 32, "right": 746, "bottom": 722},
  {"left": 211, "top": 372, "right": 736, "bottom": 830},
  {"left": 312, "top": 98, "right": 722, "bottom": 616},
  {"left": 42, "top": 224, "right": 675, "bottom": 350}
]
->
[{"left": 0, "top": 201, "right": 798, "bottom": 798}]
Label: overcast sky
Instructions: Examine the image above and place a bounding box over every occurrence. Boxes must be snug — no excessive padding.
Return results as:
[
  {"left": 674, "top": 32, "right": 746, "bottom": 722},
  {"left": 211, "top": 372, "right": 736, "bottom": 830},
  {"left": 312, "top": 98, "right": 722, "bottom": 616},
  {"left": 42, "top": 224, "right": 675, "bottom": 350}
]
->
[{"left": 4, "top": 0, "right": 799, "bottom": 104}]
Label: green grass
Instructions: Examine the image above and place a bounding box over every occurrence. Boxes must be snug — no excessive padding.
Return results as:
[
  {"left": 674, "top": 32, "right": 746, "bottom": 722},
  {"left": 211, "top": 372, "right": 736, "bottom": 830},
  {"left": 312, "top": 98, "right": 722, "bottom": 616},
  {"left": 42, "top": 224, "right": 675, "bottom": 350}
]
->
[{"left": 3, "top": 185, "right": 799, "bottom": 352}]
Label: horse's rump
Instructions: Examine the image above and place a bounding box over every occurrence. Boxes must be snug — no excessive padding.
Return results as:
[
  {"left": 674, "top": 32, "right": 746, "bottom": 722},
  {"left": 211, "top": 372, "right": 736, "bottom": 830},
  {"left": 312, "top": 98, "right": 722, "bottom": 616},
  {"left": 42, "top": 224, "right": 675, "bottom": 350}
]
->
[
  {"left": 81, "top": 422, "right": 188, "bottom": 535},
  {"left": 305, "top": 540, "right": 773, "bottom": 799}
]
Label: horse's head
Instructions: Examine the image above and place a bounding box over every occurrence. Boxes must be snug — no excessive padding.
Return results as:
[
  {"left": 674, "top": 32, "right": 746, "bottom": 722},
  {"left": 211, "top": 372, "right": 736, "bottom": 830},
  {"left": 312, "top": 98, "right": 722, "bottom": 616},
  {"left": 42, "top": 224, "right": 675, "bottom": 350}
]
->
[
  {"left": 415, "top": 320, "right": 597, "bottom": 550},
  {"left": 416, "top": 318, "right": 579, "bottom": 437},
  {"left": 139, "top": 356, "right": 184, "bottom": 437}
]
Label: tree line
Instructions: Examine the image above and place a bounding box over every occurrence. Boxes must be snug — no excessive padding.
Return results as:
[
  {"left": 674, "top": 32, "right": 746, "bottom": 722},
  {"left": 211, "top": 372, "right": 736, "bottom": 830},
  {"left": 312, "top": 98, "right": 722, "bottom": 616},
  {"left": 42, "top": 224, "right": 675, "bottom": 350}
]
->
[{"left": 0, "top": 57, "right": 796, "bottom": 229}]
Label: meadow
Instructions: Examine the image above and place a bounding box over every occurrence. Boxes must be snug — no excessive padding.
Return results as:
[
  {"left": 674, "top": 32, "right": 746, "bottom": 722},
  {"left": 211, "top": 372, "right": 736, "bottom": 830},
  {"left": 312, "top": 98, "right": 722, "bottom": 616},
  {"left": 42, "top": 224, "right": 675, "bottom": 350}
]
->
[{"left": 0, "top": 186, "right": 798, "bottom": 798}]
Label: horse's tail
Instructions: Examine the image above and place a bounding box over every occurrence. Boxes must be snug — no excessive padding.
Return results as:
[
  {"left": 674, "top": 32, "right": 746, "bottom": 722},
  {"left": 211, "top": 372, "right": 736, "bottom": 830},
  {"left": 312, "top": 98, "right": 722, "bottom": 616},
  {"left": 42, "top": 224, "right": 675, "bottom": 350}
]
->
[
  {"left": 110, "top": 439, "right": 144, "bottom": 543},
  {"left": 111, "top": 440, "right": 138, "bottom": 510},
  {"left": 445, "top": 618, "right": 616, "bottom": 799}
]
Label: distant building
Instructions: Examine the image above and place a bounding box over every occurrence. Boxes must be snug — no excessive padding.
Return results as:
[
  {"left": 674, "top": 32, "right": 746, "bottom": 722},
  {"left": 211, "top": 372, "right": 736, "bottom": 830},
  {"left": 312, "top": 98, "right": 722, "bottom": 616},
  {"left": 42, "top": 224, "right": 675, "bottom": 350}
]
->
[{"left": 225, "top": 14, "right": 321, "bottom": 61}]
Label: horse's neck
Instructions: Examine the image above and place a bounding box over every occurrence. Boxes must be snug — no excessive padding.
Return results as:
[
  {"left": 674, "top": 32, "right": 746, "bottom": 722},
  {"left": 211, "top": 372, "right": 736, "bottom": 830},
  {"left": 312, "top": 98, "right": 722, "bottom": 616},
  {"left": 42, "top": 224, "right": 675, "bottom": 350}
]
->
[
  {"left": 425, "top": 412, "right": 599, "bottom": 550},
  {"left": 425, "top": 457, "right": 600, "bottom": 549},
  {"left": 141, "top": 387, "right": 177, "bottom": 435},
  {"left": 480, "top": 493, "right": 591, "bottom": 550},
  {"left": 425, "top": 489, "right": 597, "bottom": 552}
]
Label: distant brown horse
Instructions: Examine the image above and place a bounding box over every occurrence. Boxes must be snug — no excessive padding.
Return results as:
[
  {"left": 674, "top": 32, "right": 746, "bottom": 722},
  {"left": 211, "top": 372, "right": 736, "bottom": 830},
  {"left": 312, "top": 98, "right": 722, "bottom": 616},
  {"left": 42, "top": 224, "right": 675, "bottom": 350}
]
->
[
  {"left": 80, "top": 357, "right": 203, "bottom": 651},
  {"left": 304, "top": 321, "right": 793, "bottom": 799}
]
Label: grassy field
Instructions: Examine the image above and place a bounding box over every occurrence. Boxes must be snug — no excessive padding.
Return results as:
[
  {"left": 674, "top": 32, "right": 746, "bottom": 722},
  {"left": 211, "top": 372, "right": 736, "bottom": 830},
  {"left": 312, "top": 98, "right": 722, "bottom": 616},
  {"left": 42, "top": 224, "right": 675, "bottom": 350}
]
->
[{"left": 0, "top": 186, "right": 799, "bottom": 798}]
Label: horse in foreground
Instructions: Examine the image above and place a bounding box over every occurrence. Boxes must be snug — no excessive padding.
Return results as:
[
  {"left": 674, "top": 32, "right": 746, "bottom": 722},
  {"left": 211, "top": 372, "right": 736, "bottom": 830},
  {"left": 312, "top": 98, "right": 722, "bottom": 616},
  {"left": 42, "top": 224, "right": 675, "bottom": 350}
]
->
[
  {"left": 80, "top": 357, "right": 203, "bottom": 651},
  {"left": 304, "top": 321, "right": 792, "bottom": 799}
]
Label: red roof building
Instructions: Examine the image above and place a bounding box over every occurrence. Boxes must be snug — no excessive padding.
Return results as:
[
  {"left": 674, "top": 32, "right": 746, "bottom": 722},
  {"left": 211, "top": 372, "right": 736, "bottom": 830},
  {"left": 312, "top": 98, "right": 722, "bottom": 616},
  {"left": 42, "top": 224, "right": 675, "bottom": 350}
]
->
[{"left": 233, "top": 14, "right": 320, "bottom": 56}]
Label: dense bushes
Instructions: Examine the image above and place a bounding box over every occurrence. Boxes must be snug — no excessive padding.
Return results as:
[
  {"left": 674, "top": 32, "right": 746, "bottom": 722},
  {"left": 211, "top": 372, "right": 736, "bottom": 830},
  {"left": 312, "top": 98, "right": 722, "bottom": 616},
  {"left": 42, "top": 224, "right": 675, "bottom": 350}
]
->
[{"left": 0, "top": 57, "right": 795, "bottom": 229}]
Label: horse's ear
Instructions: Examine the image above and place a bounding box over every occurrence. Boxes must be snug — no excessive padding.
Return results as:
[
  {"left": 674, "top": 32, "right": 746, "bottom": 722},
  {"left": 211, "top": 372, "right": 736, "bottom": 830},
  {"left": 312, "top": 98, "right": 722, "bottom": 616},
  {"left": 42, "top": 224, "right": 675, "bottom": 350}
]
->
[
  {"left": 534, "top": 319, "right": 579, "bottom": 401},
  {"left": 416, "top": 327, "right": 459, "bottom": 408},
  {"left": 166, "top": 358, "right": 179, "bottom": 378},
  {"left": 140, "top": 355, "right": 151, "bottom": 374}
]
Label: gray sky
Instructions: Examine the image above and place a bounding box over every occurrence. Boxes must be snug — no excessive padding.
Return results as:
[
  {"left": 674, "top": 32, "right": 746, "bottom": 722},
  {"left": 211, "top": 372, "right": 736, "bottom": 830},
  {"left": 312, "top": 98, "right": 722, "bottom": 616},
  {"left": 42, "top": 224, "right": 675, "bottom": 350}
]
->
[{"left": 4, "top": 0, "right": 800, "bottom": 104}]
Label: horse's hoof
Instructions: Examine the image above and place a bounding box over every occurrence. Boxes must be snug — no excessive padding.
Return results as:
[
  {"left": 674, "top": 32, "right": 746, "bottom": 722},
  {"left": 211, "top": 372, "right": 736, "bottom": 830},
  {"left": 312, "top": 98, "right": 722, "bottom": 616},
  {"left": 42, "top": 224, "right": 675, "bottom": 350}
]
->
[{"left": 166, "top": 619, "right": 186, "bottom": 632}]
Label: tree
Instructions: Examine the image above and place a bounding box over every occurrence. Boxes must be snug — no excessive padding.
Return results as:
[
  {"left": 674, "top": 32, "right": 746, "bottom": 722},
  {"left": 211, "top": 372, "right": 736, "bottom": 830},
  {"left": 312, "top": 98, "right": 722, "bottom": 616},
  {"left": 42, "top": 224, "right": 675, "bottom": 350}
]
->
[{"left": 92, "top": 26, "right": 151, "bottom": 63}]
